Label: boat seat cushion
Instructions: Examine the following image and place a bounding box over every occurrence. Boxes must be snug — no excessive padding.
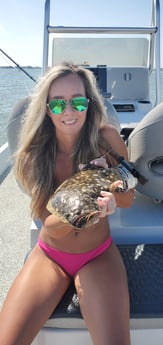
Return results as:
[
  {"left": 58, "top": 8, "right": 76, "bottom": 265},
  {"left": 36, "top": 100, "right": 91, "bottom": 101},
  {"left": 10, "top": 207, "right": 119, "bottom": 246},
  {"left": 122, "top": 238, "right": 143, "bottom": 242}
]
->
[
  {"left": 7, "top": 97, "right": 30, "bottom": 159},
  {"left": 127, "top": 102, "right": 163, "bottom": 200},
  {"left": 104, "top": 98, "right": 121, "bottom": 132}
]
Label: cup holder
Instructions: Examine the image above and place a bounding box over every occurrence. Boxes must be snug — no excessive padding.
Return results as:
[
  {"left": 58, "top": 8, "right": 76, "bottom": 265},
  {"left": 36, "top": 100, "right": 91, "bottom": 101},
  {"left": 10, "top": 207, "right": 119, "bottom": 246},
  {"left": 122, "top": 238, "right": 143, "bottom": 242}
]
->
[{"left": 149, "top": 158, "right": 163, "bottom": 175}]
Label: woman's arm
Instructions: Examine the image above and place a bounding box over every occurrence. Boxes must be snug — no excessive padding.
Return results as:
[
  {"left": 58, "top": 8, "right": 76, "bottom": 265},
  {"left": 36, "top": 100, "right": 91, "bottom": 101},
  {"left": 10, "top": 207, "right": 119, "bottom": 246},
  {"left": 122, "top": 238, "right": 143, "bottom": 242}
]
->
[{"left": 100, "top": 125, "right": 135, "bottom": 209}]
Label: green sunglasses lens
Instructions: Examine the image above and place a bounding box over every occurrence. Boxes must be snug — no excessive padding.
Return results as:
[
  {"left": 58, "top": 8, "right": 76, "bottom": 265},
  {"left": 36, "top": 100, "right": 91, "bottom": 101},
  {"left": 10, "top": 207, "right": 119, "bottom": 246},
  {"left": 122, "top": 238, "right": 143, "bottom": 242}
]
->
[
  {"left": 49, "top": 99, "right": 66, "bottom": 115},
  {"left": 71, "top": 97, "right": 88, "bottom": 112},
  {"left": 48, "top": 97, "right": 89, "bottom": 115}
]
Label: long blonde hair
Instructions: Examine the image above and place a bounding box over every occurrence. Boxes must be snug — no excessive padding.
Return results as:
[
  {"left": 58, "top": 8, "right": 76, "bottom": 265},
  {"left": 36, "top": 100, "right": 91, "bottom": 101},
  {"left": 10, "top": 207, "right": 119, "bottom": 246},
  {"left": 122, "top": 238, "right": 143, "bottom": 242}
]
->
[{"left": 15, "top": 62, "right": 109, "bottom": 218}]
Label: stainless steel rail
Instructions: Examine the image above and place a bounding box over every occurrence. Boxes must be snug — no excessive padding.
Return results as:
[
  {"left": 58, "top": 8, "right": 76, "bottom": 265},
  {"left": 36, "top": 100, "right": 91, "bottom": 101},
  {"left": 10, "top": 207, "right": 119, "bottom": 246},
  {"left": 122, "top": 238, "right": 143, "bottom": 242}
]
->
[{"left": 48, "top": 26, "right": 157, "bottom": 34}]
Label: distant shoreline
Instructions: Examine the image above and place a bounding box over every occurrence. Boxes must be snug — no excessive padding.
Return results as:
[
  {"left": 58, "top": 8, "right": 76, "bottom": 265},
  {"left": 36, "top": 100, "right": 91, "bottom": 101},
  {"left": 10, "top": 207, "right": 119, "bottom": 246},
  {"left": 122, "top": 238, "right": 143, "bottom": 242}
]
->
[
  {"left": 0, "top": 66, "right": 41, "bottom": 69},
  {"left": 0, "top": 66, "right": 163, "bottom": 71}
]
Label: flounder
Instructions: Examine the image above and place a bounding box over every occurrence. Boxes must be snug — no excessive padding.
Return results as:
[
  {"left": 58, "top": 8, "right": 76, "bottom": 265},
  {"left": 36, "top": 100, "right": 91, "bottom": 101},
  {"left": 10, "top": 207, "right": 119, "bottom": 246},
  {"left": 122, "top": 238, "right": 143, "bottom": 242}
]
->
[{"left": 47, "top": 164, "right": 136, "bottom": 230}]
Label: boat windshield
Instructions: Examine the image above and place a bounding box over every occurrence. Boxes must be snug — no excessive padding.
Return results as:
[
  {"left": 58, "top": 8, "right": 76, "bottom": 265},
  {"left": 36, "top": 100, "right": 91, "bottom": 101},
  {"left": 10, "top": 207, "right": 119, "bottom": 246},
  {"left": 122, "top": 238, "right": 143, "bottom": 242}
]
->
[{"left": 50, "top": 35, "right": 150, "bottom": 68}]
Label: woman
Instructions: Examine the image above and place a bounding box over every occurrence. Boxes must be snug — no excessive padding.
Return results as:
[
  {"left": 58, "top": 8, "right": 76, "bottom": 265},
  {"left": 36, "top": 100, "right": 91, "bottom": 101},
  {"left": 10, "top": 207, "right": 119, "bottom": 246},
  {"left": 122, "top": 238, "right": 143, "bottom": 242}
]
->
[{"left": 0, "top": 62, "right": 134, "bottom": 345}]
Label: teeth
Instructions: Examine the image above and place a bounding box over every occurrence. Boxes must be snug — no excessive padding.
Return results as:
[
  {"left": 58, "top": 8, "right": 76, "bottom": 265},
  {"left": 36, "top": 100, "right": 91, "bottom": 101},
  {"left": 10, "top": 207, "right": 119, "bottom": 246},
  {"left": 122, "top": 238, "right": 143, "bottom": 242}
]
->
[{"left": 64, "top": 120, "right": 76, "bottom": 124}]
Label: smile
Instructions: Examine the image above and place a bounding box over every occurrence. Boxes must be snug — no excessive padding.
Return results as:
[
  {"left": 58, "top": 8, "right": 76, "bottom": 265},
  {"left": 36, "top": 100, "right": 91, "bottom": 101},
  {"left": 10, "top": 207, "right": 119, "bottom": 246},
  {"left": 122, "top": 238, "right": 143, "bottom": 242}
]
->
[{"left": 63, "top": 119, "right": 77, "bottom": 125}]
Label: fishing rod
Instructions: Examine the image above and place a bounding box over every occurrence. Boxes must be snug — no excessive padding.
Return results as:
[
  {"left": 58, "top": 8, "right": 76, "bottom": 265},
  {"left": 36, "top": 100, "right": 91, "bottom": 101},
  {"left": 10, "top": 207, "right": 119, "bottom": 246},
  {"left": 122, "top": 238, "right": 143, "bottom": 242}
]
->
[
  {"left": 0, "top": 48, "right": 37, "bottom": 83},
  {"left": 106, "top": 146, "right": 148, "bottom": 185}
]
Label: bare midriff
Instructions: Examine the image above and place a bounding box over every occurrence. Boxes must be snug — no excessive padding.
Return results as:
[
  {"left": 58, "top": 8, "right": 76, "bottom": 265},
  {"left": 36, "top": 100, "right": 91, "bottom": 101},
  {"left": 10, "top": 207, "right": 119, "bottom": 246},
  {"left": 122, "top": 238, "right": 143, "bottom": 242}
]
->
[{"left": 39, "top": 211, "right": 111, "bottom": 254}]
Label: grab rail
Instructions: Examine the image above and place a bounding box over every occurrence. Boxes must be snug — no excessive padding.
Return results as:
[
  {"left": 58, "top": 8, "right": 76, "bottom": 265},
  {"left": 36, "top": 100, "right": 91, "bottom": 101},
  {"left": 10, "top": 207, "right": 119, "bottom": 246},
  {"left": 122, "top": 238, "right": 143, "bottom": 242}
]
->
[{"left": 48, "top": 26, "right": 157, "bottom": 34}]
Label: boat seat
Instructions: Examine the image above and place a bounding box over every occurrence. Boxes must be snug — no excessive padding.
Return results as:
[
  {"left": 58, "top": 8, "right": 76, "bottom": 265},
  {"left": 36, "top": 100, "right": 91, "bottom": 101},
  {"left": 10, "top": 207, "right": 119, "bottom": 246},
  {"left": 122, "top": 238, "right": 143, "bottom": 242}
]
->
[
  {"left": 127, "top": 102, "right": 163, "bottom": 201},
  {"left": 104, "top": 98, "right": 121, "bottom": 132},
  {"left": 7, "top": 97, "right": 30, "bottom": 159}
]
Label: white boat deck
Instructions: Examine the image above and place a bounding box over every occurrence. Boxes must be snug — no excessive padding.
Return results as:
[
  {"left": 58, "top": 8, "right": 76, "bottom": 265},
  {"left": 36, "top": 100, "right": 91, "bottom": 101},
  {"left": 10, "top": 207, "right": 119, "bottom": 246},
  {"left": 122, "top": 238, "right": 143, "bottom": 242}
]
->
[{"left": 0, "top": 170, "right": 31, "bottom": 309}]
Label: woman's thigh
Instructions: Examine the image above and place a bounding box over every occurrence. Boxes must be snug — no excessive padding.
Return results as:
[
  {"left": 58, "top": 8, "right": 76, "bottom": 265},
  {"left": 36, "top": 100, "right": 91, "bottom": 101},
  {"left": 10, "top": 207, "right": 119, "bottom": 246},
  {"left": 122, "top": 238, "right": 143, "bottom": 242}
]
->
[
  {"left": 74, "top": 242, "right": 131, "bottom": 345},
  {"left": 0, "top": 245, "right": 71, "bottom": 345}
]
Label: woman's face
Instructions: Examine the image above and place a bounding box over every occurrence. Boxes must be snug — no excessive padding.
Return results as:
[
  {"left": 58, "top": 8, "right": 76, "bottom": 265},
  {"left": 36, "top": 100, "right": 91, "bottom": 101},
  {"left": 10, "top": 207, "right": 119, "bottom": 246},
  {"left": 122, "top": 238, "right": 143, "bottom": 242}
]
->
[{"left": 47, "top": 73, "right": 88, "bottom": 136}]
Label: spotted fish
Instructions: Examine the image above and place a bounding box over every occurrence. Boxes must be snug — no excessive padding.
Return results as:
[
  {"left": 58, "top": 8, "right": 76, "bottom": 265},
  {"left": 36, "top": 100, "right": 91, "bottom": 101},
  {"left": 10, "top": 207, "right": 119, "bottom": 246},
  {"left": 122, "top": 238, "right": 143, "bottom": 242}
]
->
[{"left": 47, "top": 164, "right": 136, "bottom": 230}]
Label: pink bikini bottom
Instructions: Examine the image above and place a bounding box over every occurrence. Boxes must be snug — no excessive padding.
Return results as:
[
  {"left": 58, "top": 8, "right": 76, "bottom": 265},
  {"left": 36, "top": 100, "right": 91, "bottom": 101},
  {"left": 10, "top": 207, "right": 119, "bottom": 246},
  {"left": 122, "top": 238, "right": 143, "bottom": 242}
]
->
[{"left": 38, "top": 236, "right": 112, "bottom": 277}]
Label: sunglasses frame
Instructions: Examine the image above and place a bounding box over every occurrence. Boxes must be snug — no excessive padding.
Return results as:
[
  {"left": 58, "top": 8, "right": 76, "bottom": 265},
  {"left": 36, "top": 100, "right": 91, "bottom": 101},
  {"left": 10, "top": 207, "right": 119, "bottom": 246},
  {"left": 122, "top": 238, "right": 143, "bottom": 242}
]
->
[{"left": 47, "top": 97, "right": 89, "bottom": 115}]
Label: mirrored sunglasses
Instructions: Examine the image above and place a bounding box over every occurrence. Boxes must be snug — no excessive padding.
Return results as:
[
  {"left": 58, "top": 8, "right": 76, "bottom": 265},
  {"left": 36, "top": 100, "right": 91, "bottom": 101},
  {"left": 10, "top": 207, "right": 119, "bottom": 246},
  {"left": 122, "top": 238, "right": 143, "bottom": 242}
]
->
[{"left": 47, "top": 97, "right": 89, "bottom": 115}]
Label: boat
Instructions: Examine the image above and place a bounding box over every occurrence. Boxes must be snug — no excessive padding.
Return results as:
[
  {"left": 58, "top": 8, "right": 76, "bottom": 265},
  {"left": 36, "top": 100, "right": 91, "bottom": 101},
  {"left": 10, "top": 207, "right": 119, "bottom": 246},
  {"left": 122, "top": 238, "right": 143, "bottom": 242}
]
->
[{"left": 0, "top": 0, "right": 163, "bottom": 344}]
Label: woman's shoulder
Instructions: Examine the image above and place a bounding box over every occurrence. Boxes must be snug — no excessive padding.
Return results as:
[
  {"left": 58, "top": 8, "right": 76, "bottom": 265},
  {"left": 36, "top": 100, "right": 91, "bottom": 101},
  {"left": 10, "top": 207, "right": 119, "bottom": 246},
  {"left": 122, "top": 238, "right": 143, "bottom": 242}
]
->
[
  {"left": 99, "top": 124, "right": 128, "bottom": 160},
  {"left": 100, "top": 124, "right": 122, "bottom": 145},
  {"left": 100, "top": 123, "right": 119, "bottom": 135}
]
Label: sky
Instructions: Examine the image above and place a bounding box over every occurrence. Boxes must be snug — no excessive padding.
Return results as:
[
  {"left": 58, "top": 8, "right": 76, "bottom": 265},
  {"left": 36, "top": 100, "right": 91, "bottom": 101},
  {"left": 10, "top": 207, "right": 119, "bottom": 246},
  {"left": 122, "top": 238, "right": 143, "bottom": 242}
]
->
[{"left": 0, "top": 0, "right": 163, "bottom": 67}]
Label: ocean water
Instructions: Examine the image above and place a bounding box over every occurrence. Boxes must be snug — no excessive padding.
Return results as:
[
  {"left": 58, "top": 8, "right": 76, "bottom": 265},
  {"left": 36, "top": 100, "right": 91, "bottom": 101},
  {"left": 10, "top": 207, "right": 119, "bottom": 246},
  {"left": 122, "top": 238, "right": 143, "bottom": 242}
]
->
[
  {"left": 0, "top": 67, "right": 41, "bottom": 147},
  {"left": 0, "top": 67, "right": 163, "bottom": 147}
]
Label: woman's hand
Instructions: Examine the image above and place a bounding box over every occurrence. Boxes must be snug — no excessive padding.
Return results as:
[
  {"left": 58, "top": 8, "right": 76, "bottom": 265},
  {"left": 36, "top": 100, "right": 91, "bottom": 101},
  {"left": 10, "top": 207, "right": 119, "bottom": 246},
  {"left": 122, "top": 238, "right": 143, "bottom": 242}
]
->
[
  {"left": 79, "top": 157, "right": 124, "bottom": 217},
  {"left": 79, "top": 156, "right": 135, "bottom": 214},
  {"left": 90, "top": 156, "right": 108, "bottom": 169},
  {"left": 79, "top": 156, "right": 108, "bottom": 170},
  {"left": 97, "top": 180, "right": 123, "bottom": 217},
  {"left": 97, "top": 191, "right": 116, "bottom": 217}
]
